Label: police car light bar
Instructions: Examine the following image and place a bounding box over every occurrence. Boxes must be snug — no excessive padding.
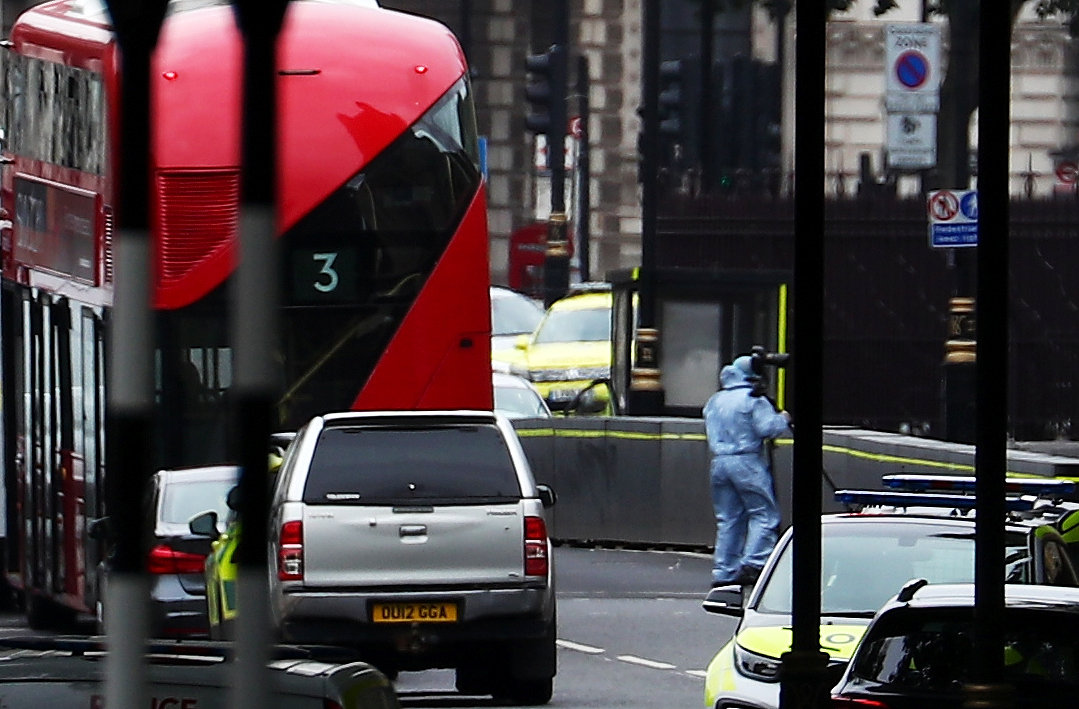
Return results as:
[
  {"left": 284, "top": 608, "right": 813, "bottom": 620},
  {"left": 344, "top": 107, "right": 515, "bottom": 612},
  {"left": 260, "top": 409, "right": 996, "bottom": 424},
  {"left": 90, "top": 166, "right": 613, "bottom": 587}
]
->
[
  {"left": 835, "top": 489, "right": 1037, "bottom": 512},
  {"left": 880, "top": 474, "right": 1075, "bottom": 497}
]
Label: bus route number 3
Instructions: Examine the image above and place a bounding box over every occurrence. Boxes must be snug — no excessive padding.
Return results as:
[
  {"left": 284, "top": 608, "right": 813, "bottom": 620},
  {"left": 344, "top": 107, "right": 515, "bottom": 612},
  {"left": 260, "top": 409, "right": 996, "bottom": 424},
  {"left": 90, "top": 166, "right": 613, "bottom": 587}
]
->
[{"left": 312, "top": 252, "right": 339, "bottom": 293}]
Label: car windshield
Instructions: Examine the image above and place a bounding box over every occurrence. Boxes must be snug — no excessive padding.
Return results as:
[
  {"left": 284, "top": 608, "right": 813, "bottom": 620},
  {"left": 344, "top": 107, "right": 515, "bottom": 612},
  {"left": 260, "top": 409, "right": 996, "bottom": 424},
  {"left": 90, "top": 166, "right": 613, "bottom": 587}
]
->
[
  {"left": 494, "top": 384, "right": 550, "bottom": 418},
  {"left": 161, "top": 478, "right": 236, "bottom": 525},
  {"left": 492, "top": 291, "right": 543, "bottom": 336},
  {"left": 755, "top": 521, "right": 1030, "bottom": 615},
  {"left": 851, "top": 608, "right": 1079, "bottom": 698},
  {"left": 533, "top": 306, "right": 611, "bottom": 344}
]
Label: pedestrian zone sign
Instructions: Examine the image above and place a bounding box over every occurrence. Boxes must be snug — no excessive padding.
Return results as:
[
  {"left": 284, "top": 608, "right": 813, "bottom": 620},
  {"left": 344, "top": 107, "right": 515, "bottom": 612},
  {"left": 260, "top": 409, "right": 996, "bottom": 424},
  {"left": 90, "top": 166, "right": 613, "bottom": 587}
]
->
[{"left": 927, "top": 189, "right": 977, "bottom": 248}]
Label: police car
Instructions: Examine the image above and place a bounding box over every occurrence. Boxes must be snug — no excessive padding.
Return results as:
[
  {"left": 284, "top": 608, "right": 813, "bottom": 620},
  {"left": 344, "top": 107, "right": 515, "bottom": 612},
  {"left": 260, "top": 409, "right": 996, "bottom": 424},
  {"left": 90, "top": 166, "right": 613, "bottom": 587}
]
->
[
  {"left": 831, "top": 581, "right": 1079, "bottom": 708},
  {"left": 701, "top": 475, "right": 1079, "bottom": 709}
]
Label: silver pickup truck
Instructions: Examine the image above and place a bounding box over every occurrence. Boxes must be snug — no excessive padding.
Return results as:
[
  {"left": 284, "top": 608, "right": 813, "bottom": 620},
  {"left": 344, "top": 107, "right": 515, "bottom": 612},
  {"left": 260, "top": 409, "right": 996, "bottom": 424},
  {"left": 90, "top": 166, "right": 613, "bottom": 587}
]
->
[{"left": 268, "top": 410, "right": 557, "bottom": 705}]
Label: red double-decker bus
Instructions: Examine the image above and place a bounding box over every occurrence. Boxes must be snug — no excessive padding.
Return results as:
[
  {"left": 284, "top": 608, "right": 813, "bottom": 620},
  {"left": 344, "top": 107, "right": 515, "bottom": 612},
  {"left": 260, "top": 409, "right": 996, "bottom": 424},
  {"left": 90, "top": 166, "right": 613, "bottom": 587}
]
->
[{"left": 0, "top": 0, "right": 492, "bottom": 625}]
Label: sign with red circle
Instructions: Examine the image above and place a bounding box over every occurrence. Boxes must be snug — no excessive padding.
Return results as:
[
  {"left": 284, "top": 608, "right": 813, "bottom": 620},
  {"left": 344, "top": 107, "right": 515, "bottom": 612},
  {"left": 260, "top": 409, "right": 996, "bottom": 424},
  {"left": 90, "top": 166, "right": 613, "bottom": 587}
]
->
[
  {"left": 569, "top": 115, "right": 582, "bottom": 139},
  {"left": 928, "top": 190, "right": 958, "bottom": 221},
  {"left": 927, "top": 189, "right": 978, "bottom": 248},
  {"left": 1056, "top": 161, "right": 1078, "bottom": 184},
  {"left": 895, "top": 50, "right": 930, "bottom": 90}
]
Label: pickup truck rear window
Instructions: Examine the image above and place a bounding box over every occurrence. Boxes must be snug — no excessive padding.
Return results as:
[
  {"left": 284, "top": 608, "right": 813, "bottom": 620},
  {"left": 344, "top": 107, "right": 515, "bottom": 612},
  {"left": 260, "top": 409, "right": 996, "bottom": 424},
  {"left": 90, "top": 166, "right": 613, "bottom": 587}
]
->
[{"left": 302, "top": 424, "right": 522, "bottom": 504}]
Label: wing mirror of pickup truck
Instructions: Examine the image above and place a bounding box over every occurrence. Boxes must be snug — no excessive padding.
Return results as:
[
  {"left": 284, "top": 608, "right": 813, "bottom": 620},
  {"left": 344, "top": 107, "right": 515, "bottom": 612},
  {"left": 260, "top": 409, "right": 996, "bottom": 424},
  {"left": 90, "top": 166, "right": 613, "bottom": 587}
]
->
[{"left": 537, "top": 484, "right": 557, "bottom": 508}]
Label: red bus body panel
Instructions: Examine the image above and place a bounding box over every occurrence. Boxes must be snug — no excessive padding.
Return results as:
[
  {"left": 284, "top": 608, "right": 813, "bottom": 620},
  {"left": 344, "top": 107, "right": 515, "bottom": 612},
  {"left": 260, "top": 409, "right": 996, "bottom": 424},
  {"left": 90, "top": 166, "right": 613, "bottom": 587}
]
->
[
  {"left": 4, "top": 1, "right": 117, "bottom": 304},
  {"left": 151, "top": 3, "right": 469, "bottom": 310},
  {"left": 353, "top": 186, "right": 492, "bottom": 410},
  {"left": 1, "top": 0, "right": 492, "bottom": 622}
]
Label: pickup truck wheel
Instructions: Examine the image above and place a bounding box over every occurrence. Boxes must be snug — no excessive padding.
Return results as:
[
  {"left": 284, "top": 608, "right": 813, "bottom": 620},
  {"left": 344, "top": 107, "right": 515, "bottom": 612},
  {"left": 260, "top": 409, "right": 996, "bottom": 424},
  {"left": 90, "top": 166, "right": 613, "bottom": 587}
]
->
[
  {"left": 495, "top": 677, "right": 553, "bottom": 706},
  {"left": 455, "top": 664, "right": 492, "bottom": 696}
]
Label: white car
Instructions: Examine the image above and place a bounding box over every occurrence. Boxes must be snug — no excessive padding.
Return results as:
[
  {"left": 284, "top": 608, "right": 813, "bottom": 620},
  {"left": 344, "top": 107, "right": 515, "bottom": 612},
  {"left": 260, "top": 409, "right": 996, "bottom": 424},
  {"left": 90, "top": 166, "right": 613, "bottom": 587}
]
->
[
  {"left": 493, "top": 370, "right": 552, "bottom": 419},
  {"left": 701, "top": 477, "right": 1079, "bottom": 709},
  {"left": 490, "top": 285, "right": 544, "bottom": 358}
]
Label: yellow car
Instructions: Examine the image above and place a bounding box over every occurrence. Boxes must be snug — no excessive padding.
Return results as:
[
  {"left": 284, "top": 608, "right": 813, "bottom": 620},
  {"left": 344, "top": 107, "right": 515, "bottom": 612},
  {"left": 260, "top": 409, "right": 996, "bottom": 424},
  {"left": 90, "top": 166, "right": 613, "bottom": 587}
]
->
[{"left": 510, "top": 284, "right": 613, "bottom": 414}]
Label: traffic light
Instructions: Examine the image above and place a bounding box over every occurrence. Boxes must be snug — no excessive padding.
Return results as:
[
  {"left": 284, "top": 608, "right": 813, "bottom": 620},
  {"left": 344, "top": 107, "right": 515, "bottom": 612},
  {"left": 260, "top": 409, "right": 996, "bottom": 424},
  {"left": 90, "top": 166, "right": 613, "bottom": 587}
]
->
[
  {"left": 658, "top": 59, "right": 686, "bottom": 139},
  {"left": 525, "top": 45, "right": 566, "bottom": 138}
]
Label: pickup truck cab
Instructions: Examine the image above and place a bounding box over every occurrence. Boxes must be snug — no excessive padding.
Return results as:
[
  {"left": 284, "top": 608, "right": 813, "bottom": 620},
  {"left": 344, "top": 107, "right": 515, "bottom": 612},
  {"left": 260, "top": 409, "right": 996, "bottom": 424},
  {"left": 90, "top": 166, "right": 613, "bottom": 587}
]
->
[{"left": 268, "top": 410, "right": 557, "bottom": 705}]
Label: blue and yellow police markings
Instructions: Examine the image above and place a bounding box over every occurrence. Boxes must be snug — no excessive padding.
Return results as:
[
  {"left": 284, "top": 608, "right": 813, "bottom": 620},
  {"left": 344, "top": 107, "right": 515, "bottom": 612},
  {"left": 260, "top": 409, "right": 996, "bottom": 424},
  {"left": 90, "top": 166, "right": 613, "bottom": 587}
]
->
[{"left": 736, "top": 624, "right": 867, "bottom": 663}]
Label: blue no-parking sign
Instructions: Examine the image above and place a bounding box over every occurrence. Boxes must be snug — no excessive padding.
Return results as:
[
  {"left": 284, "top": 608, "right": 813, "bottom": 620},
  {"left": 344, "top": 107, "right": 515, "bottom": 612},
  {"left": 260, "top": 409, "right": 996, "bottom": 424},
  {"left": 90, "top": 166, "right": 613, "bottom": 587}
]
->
[
  {"left": 928, "top": 189, "right": 978, "bottom": 247},
  {"left": 885, "top": 24, "right": 941, "bottom": 113}
]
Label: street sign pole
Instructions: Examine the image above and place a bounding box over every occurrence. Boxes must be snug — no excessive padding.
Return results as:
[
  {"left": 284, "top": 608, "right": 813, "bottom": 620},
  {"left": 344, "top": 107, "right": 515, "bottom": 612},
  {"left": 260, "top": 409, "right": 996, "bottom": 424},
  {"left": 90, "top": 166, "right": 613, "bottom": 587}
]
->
[
  {"left": 628, "top": 0, "right": 664, "bottom": 415},
  {"left": 542, "top": 0, "right": 570, "bottom": 307}
]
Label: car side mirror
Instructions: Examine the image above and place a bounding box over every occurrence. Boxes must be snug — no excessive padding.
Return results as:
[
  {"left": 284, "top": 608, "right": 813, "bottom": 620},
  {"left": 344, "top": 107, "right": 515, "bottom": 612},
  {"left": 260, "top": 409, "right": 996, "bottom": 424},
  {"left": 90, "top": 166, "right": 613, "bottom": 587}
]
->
[
  {"left": 514, "top": 334, "right": 530, "bottom": 350},
  {"left": 537, "top": 484, "right": 557, "bottom": 508},
  {"left": 702, "top": 584, "right": 745, "bottom": 618},
  {"left": 565, "top": 379, "right": 612, "bottom": 416},
  {"left": 226, "top": 485, "right": 240, "bottom": 511},
  {"left": 189, "top": 510, "right": 220, "bottom": 538}
]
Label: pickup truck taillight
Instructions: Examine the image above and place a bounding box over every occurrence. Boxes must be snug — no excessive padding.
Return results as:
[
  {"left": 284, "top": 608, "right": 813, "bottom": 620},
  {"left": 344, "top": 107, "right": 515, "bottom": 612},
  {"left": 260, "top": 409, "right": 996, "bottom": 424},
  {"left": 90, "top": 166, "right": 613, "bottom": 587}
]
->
[
  {"left": 278, "top": 520, "right": 304, "bottom": 581},
  {"left": 524, "top": 516, "right": 549, "bottom": 577}
]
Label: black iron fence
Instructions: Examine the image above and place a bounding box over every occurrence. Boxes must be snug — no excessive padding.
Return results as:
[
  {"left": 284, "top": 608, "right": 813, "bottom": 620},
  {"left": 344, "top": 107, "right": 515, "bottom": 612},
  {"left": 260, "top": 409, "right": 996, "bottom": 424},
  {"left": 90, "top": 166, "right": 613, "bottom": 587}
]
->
[{"left": 656, "top": 193, "right": 1079, "bottom": 440}]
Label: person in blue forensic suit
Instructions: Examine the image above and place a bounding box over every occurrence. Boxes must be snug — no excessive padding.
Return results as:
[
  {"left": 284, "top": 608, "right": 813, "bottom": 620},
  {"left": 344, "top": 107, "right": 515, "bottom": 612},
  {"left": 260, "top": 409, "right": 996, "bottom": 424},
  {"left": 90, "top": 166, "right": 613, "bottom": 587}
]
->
[{"left": 703, "top": 355, "right": 792, "bottom": 588}]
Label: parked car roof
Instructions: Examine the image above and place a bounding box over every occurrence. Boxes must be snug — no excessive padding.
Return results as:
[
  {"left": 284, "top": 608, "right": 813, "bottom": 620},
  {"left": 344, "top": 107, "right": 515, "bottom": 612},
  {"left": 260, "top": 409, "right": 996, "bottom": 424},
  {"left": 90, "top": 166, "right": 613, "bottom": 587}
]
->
[{"left": 493, "top": 370, "right": 552, "bottom": 419}]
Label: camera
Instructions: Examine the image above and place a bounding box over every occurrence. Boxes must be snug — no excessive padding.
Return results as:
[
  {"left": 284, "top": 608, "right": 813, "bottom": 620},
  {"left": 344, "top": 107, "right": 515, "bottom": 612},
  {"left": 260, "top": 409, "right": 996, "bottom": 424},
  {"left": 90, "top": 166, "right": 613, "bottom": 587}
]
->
[{"left": 750, "top": 345, "right": 791, "bottom": 377}]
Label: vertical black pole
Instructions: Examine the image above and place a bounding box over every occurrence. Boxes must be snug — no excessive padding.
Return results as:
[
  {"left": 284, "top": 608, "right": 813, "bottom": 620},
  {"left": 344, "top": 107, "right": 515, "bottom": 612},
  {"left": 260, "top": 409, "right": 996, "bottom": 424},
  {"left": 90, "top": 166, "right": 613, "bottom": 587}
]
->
[
  {"left": 629, "top": 0, "right": 664, "bottom": 415},
  {"left": 940, "top": 3, "right": 978, "bottom": 444},
  {"left": 229, "top": 2, "right": 288, "bottom": 708},
  {"left": 963, "top": 6, "right": 1011, "bottom": 709},
  {"left": 543, "top": 0, "right": 570, "bottom": 307},
  {"left": 102, "top": 2, "right": 168, "bottom": 708},
  {"left": 576, "top": 54, "right": 591, "bottom": 283},
  {"left": 699, "top": 0, "right": 713, "bottom": 191},
  {"left": 459, "top": 0, "right": 473, "bottom": 69},
  {"left": 779, "top": 1, "right": 829, "bottom": 707}
]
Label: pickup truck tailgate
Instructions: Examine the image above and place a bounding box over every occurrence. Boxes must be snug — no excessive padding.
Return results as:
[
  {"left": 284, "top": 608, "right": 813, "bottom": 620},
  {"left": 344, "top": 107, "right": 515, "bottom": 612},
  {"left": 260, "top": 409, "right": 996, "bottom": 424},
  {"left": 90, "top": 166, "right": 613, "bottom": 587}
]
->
[{"left": 301, "top": 503, "right": 526, "bottom": 587}]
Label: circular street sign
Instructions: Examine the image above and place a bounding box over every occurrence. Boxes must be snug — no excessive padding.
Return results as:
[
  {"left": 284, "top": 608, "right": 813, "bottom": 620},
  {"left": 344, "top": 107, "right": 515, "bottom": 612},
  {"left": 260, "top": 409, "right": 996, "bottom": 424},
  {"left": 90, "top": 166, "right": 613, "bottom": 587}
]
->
[
  {"left": 959, "top": 191, "right": 978, "bottom": 220},
  {"left": 1056, "top": 161, "right": 1078, "bottom": 184},
  {"left": 569, "top": 116, "right": 582, "bottom": 139},
  {"left": 895, "top": 50, "right": 930, "bottom": 90},
  {"left": 928, "top": 190, "right": 959, "bottom": 221}
]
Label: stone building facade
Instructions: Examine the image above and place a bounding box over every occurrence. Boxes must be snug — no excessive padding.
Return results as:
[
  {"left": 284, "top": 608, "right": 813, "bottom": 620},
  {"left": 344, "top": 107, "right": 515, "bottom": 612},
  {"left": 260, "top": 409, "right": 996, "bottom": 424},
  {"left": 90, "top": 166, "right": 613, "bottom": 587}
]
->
[
  {"left": 823, "top": 10, "right": 1079, "bottom": 200},
  {"left": 384, "top": 1, "right": 1079, "bottom": 288},
  {"left": 385, "top": 0, "right": 647, "bottom": 287},
  {"left": 4, "top": 1, "right": 1073, "bottom": 286}
]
